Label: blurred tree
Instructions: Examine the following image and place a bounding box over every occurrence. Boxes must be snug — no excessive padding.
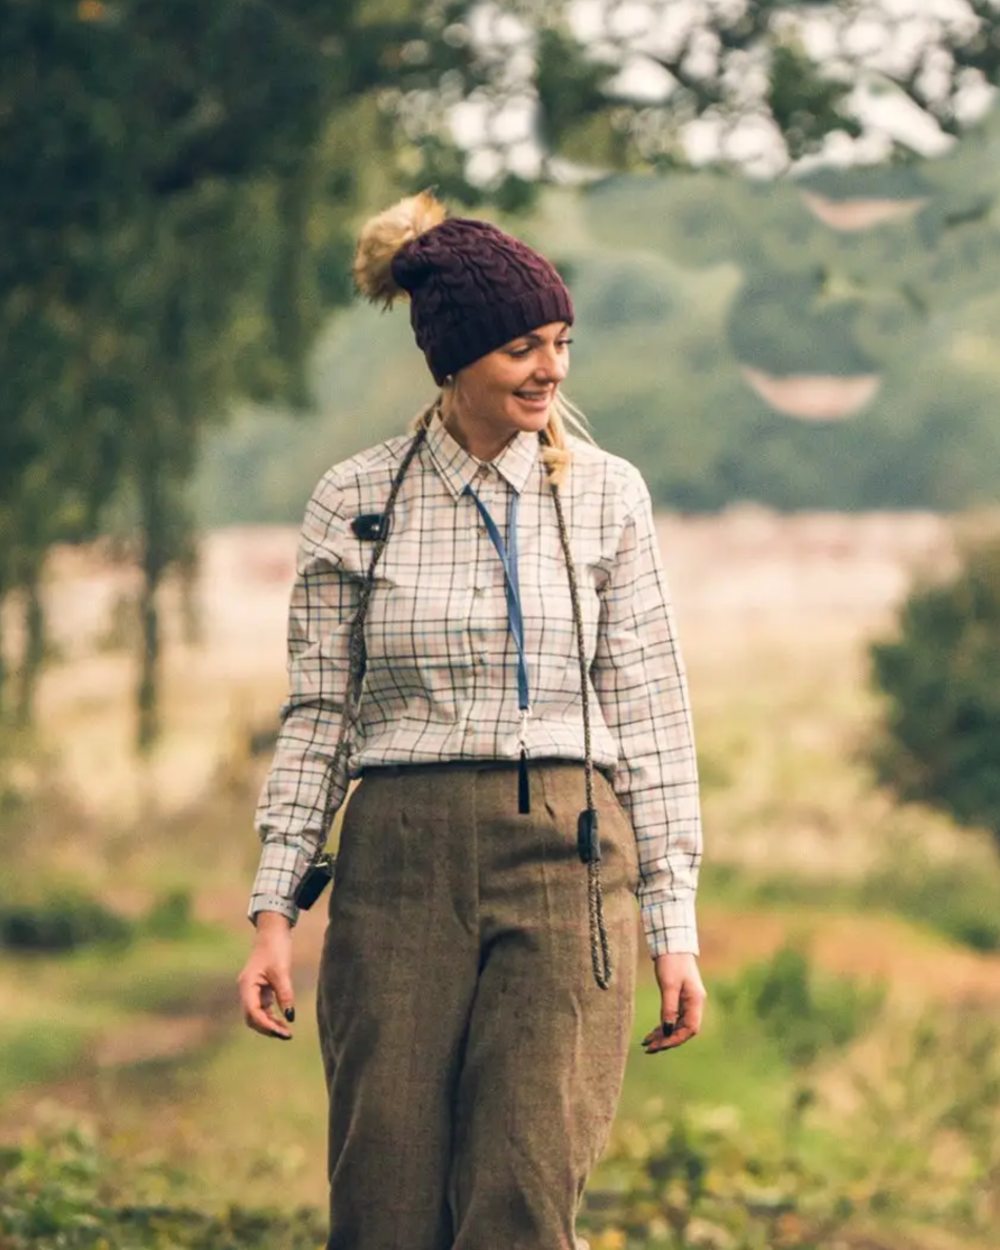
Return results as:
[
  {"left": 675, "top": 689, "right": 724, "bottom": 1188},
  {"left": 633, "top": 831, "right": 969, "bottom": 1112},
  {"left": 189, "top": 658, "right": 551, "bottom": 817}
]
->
[
  {"left": 3, "top": 0, "right": 1000, "bottom": 750},
  {"left": 869, "top": 528, "right": 1000, "bottom": 855},
  {"left": 489, "top": 0, "right": 999, "bottom": 181},
  {"left": 0, "top": 0, "right": 485, "bottom": 748},
  {"left": 399, "top": 2, "right": 1000, "bottom": 435}
]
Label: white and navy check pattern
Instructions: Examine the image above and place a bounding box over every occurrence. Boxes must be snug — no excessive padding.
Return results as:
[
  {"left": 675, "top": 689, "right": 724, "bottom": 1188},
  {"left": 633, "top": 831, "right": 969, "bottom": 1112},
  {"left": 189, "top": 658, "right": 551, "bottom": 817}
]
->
[{"left": 249, "top": 406, "right": 703, "bottom": 956}]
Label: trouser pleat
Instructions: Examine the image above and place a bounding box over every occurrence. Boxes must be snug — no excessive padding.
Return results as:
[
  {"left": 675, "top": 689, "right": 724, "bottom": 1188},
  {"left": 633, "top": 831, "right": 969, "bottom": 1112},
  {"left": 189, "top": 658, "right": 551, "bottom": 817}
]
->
[{"left": 315, "top": 760, "right": 639, "bottom": 1250}]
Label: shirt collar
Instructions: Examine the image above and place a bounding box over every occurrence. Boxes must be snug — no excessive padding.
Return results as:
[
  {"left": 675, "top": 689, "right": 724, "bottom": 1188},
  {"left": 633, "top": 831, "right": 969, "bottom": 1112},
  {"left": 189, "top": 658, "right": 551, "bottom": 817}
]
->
[{"left": 424, "top": 404, "right": 540, "bottom": 501}]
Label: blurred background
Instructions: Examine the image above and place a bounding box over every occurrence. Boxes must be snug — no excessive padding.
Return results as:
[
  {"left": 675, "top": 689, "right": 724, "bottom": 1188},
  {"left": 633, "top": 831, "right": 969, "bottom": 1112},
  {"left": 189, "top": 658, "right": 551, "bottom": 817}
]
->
[{"left": 2, "top": 2, "right": 1000, "bottom": 1247}]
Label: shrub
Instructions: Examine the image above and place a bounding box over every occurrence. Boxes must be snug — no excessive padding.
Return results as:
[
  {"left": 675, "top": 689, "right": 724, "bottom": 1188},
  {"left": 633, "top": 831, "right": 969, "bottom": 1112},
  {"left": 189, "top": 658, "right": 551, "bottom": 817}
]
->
[
  {"left": 142, "top": 888, "right": 194, "bottom": 938},
  {"left": 869, "top": 530, "right": 1000, "bottom": 853},
  {"left": 0, "top": 891, "right": 132, "bottom": 953},
  {"left": 714, "top": 941, "right": 885, "bottom": 1068},
  {"left": 858, "top": 855, "right": 1000, "bottom": 951},
  {"left": 0, "top": 1124, "right": 327, "bottom": 1249}
]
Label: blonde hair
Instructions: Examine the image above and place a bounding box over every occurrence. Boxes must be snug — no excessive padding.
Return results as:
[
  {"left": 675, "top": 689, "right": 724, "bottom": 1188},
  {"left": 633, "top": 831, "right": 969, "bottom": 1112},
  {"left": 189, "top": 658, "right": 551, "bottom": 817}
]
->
[
  {"left": 406, "top": 388, "right": 597, "bottom": 491},
  {"left": 351, "top": 189, "right": 596, "bottom": 489}
]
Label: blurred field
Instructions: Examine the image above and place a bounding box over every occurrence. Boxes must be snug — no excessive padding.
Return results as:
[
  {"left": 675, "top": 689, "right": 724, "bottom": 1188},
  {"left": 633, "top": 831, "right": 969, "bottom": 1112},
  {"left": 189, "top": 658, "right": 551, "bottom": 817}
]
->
[
  {"left": 3, "top": 506, "right": 999, "bottom": 1247},
  {"left": 15, "top": 503, "right": 960, "bottom": 825}
]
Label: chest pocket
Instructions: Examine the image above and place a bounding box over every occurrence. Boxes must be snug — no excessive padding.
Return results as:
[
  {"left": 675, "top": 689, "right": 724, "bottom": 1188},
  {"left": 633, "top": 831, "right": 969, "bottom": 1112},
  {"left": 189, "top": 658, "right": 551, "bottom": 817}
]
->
[
  {"left": 358, "top": 527, "right": 471, "bottom": 706},
  {"left": 519, "top": 532, "right": 611, "bottom": 670}
]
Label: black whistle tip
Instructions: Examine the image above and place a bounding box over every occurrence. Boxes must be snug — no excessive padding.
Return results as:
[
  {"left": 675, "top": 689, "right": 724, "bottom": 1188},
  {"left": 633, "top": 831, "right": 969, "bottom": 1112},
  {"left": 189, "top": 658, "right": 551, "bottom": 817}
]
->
[
  {"left": 518, "top": 749, "right": 530, "bottom": 814},
  {"left": 577, "top": 808, "right": 600, "bottom": 863}
]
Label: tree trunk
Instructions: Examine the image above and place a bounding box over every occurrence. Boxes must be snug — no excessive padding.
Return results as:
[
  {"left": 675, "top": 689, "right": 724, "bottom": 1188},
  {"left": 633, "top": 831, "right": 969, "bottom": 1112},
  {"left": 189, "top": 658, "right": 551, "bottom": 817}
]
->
[
  {"left": 271, "top": 157, "right": 317, "bottom": 409},
  {"left": 177, "top": 532, "right": 202, "bottom": 648},
  {"left": 136, "top": 438, "right": 170, "bottom": 754},
  {"left": 15, "top": 562, "right": 45, "bottom": 728},
  {"left": 0, "top": 575, "right": 7, "bottom": 724}
]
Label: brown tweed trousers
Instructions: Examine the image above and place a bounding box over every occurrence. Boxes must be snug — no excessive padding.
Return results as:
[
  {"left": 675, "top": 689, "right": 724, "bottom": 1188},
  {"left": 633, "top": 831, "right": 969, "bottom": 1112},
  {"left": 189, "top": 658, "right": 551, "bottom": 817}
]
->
[{"left": 315, "top": 757, "right": 640, "bottom": 1250}]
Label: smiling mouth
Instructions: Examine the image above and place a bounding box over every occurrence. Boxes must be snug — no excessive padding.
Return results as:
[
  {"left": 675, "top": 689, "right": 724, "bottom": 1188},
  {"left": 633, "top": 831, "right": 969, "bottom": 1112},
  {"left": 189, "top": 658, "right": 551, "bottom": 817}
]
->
[{"left": 514, "top": 390, "right": 552, "bottom": 402}]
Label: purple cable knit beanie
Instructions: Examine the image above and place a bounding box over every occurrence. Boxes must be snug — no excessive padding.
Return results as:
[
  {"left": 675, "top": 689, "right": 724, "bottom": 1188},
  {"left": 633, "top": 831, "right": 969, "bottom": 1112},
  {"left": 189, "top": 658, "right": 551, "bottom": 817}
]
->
[{"left": 352, "top": 189, "right": 574, "bottom": 385}]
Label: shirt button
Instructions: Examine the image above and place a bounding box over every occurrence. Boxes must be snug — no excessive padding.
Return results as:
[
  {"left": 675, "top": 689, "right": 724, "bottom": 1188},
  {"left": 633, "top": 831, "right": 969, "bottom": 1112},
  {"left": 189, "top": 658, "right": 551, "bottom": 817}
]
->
[
  {"left": 475, "top": 463, "right": 490, "bottom": 480},
  {"left": 476, "top": 651, "right": 488, "bottom": 665}
]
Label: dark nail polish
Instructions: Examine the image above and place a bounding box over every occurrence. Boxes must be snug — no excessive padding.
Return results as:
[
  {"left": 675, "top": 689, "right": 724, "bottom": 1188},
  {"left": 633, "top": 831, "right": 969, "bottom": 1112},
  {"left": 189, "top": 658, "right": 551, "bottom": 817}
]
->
[
  {"left": 662, "top": 1020, "right": 675, "bottom": 1037},
  {"left": 284, "top": 1007, "right": 295, "bottom": 1022}
]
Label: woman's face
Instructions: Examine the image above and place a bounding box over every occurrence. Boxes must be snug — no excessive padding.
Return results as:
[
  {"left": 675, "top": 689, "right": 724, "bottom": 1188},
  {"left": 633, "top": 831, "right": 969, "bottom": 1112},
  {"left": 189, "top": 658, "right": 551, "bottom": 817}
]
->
[{"left": 447, "top": 320, "right": 572, "bottom": 442}]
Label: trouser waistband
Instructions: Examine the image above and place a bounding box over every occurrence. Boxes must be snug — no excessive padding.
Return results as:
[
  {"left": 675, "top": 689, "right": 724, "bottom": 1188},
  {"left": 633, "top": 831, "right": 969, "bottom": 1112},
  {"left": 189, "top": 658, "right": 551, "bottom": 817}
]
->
[{"left": 358, "top": 756, "right": 613, "bottom": 781}]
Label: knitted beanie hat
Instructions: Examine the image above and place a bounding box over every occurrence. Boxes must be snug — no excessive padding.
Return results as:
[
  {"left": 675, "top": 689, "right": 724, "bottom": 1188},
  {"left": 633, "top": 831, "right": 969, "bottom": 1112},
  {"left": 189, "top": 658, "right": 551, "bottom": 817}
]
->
[{"left": 352, "top": 189, "right": 574, "bottom": 385}]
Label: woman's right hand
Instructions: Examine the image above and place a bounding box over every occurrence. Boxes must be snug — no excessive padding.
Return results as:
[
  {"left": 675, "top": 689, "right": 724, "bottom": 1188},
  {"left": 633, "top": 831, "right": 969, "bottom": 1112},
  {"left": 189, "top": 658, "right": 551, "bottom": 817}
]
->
[{"left": 237, "top": 911, "right": 296, "bottom": 1040}]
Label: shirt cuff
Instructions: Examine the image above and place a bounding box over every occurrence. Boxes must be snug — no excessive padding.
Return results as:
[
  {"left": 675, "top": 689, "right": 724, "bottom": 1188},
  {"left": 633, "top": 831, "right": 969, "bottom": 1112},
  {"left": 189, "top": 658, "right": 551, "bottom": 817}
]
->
[
  {"left": 639, "top": 893, "right": 700, "bottom": 958},
  {"left": 247, "top": 893, "right": 300, "bottom": 928},
  {"left": 247, "top": 839, "right": 316, "bottom": 928}
]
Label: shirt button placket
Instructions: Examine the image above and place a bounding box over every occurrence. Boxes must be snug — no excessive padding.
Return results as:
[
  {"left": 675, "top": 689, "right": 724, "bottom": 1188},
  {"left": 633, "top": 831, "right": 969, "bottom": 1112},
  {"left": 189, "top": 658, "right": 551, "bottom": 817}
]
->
[
  {"left": 466, "top": 467, "right": 491, "bottom": 746},
  {"left": 477, "top": 471, "right": 500, "bottom": 683}
]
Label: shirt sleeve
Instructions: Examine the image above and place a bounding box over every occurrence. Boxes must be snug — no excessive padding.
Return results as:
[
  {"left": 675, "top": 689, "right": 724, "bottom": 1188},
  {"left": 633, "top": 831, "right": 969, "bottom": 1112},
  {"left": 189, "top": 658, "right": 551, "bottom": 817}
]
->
[
  {"left": 247, "top": 472, "right": 361, "bottom": 927},
  {"left": 590, "top": 468, "right": 703, "bottom": 957}
]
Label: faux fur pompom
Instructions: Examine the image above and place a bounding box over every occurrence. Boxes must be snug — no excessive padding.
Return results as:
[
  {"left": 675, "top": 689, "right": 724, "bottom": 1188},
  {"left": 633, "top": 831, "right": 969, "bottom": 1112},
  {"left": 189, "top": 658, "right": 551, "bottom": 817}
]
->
[{"left": 352, "top": 189, "right": 448, "bottom": 309}]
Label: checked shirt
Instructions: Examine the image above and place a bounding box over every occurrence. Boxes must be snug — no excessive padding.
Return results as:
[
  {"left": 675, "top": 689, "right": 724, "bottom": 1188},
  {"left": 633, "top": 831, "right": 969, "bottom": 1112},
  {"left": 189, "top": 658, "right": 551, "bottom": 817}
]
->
[{"left": 249, "top": 406, "right": 704, "bottom": 956}]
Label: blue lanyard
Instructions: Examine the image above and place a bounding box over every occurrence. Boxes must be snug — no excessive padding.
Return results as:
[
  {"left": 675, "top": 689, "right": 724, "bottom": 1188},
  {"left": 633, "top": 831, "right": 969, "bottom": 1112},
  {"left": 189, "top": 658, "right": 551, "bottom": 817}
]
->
[
  {"left": 462, "top": 483, "right": 530, "bottom": 713},
  {"left": 463, "top": 480, "right": 533, "bottom": 813}
]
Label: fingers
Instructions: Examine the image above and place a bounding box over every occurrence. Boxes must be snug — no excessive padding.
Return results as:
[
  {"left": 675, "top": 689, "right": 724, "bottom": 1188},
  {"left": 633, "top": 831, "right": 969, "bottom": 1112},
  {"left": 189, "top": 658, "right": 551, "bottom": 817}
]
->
[
  {"left": 642, "top": 975, "right": 708, "bottom": 1054},
  {"left": 642, "top": 1016, "right": 696, "bottom": 1053},
  {"left": 661, "top": 973, "right": 682, "bottom": 1033},
  {"left": 237, "top": 962, "right": 294, "bottom": 1040},
  {"left": 272, "top": 966, "right": 296, "bottom": 1024}
]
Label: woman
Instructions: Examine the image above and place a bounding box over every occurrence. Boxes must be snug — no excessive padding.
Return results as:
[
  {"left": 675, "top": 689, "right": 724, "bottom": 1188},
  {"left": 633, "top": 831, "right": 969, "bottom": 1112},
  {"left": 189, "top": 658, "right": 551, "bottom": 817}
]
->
[{"left": 237, "top": 189, "right": 707, "bottom": 1249}]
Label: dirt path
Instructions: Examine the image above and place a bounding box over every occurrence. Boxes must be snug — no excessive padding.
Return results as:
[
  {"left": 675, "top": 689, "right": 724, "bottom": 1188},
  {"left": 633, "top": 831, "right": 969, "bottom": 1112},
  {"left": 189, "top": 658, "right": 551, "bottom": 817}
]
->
[
  {"left": 248, "top": 892, "right": 1000, "bottom": 1014},
  {"left": 694, "top": 902, "right": 1000, "bottom": 1010}
]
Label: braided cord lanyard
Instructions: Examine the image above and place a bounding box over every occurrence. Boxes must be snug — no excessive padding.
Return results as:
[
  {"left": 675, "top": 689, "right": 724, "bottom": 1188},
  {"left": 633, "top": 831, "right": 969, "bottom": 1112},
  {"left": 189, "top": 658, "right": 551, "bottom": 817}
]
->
[
  {"left": 297, "top": 410, "right": 433, "bottom": 882},
  {"left": 543, "top": 431, "right": 612, "bottom": 990},
  {"left": 300, "top": 403, "right": 612, "bottom": 990}
]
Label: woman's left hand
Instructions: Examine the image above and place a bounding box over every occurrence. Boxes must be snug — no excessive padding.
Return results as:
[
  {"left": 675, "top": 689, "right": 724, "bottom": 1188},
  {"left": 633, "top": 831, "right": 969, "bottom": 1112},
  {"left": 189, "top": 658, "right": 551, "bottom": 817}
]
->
[{"left": 642, "top": 951, "right": 707, "bottom": 1054}]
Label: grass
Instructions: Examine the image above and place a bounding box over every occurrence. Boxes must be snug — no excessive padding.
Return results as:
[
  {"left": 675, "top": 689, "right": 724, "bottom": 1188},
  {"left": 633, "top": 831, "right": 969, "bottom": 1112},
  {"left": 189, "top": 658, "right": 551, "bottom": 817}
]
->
[
  {"left": 619, "top": 972, "right": 794, "bottom": 1129},
  {"left": 702, "top": 850, "right": 1000, "bottom": 952},
  {"left": 0, "top": 1023, "right": 93, "bottom": 1101},
  {"left": 4, "top": 946, "right": 995, "bottom": 1249},
  {"left": 3, "top": 517, "right": 1000, "bottom": 1245},
  {"left": 589, "top": 947, "right": 999, "bottom": 1250},
  {"left": 0, "top": 925, "right": 246, "bottom": 1107},
  {"left": 0, "top": 1121, "right": 327, "bottom": 1250}
]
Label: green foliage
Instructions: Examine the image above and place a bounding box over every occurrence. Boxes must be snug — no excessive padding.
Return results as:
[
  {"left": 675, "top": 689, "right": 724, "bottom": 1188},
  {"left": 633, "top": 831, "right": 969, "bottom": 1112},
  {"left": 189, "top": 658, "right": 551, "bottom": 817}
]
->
[
  {"left": 714, "top": 941, "right": 885, "bottom": 1068},
  {"left": 0, "top": 892, "right": 132, "bottom": 954},
  {"left": 705, "top": 852, "right": 1000, "bottom": 953},
  {"left": 582, "top": 992, "right": 1000, "bottom": 1248},
  {"left": 836, "top": 1002, "right": 1000, "bottom": 1232},
  {"left": 0, "top": 1027, "right": 92, "bottom": 1099},
  {"left": 870, "top": 528, "right": 1000, "bottom": 851},
  {"left": 535, "top": 26, "right": 628, "bottom": 170},
  {"left": 727, "top": 266, "right": 879, "bottom": 375},
  {"left": 0, "top": 0, "right": 489, "bottom": 741},
  {"left": 584, "top": 1105, "right": 858, "bottom": 1248},
  {"left": 768, "top": 42, "right": 864, "bottom": 160},
  {"left": 858, "top": 856, "right": 1000, "bottom": 952},
  {"left": 0, "top": 1124, "right": 326, "bottom": 1250},
  {"left": 7, "top": 0, "right": 1000, "bottom": 741},
  {"left": 195, "top": 123, "right": 1000, "bottom": 521},
  {"left": 4, "top": 991, "right": 996, "bottom": 1250},
  {"left": 141, "top": 889, "right": 195, "bottom": 940}
]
